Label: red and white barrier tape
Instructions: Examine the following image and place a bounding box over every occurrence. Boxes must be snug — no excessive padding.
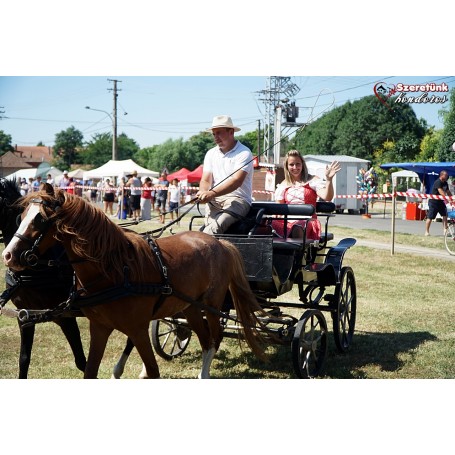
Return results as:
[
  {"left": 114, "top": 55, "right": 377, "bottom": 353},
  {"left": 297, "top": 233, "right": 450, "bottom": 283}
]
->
[{"left": 40, "top": 186, "right": 455, "bottom": 202}]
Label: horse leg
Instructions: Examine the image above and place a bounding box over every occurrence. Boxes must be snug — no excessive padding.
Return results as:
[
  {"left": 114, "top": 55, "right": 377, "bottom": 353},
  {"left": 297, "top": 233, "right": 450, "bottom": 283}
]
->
[
  {"left": 128, "top": 329, "right": 160, "bottom": 379},
  {"left": 18, "top": 321, "right": 35, "bottom": 379},
  {"left": 54, "top": 318, "right": 87, "bottom": 374},
  {"left": 183, "top": 307, "right": 218, "bottom": 379},
  {"left": 84, "top": 321, "right": 113, "bottom": 379},
  {"left": 200, "top": 312, "right": 225, "bottom": 379},
  {"left": 111, "top": 337, "right": 135, "bottom": 379}
]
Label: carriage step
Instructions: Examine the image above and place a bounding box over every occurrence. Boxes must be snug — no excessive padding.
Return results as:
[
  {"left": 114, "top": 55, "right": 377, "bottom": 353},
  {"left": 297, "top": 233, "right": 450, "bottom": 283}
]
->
[{"left": 303, "top": 263, "right": 337, "bottom": 286}]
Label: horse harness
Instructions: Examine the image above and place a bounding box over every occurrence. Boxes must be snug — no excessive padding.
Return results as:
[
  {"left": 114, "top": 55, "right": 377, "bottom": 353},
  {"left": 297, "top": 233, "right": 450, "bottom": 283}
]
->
[{"left": 2, "top": 199, "right": 240, "bottom": 326}]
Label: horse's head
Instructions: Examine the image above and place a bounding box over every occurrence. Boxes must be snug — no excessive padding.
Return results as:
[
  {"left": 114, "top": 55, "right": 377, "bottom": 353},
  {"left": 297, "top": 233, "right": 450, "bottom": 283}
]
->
[{"left": 2, "top": 183, "right": 61, "bottom": 271}]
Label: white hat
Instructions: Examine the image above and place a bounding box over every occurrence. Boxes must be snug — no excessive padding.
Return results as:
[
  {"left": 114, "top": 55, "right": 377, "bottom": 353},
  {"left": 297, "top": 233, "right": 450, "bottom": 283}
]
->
[
  {"left": 205, "top": 115, "right": 241, "bottom": 132},
  {"left": 63, "top": 170, "right": 68, "bottom": 174}
]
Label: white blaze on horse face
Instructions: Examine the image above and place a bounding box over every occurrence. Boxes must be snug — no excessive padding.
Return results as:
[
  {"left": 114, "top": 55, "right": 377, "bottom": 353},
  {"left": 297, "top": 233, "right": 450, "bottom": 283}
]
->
[{"left": 2, "top": 203, "right": 41, "bottom": 267}]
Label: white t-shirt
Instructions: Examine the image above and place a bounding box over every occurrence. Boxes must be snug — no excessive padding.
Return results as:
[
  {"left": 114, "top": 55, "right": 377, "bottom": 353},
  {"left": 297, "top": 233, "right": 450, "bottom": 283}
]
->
[
  {"left": 168, "top": 184, "right": 180, "bottom": 203},
  {"left": 275, "top": 177, "right": 326, "bottom": 202},
  {"left": 203, "top": 140, "right": 253, "bottom": 204}
]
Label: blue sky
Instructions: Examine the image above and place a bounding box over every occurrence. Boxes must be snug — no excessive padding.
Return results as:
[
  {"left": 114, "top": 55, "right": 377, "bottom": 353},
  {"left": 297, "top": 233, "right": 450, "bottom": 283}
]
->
[{"left": 1, "top": 76, "right": 454, "bottom": 149}]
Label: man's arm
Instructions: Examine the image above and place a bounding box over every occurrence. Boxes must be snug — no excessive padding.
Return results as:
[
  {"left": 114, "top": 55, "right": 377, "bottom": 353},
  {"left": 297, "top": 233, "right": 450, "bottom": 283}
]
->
[{"left": 197, "top": 169, "right": 247, "bottom": 202}]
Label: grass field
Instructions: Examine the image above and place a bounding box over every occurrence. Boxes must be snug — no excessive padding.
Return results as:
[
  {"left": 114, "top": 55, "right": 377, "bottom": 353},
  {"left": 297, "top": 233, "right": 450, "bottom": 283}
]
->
[{"left": 1, "top": 214, "right": 454, "bottom": 379}]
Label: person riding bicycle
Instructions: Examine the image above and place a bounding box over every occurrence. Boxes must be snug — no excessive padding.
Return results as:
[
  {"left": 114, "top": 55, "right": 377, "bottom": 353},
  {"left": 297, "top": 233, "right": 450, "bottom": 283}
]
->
[{"left": 425, "top": 170, "right": 453, "bottom": 236}]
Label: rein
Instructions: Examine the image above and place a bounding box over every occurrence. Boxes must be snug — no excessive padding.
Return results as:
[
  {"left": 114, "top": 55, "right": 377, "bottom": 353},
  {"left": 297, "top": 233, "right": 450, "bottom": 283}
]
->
[{"left": 4, "top": 231, "right": 241, "bottom": 327}]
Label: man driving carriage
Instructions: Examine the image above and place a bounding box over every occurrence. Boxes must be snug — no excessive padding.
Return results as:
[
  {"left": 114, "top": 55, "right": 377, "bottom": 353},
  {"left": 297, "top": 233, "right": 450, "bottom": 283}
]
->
[{"left": 196, "top": 115, "right": 254, "bottom": 235}]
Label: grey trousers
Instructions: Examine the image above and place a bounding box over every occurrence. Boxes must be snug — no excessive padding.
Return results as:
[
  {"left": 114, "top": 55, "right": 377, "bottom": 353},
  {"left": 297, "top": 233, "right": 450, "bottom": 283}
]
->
[{"left": 203, "top": 196, "right": 251, "bottom": 235}]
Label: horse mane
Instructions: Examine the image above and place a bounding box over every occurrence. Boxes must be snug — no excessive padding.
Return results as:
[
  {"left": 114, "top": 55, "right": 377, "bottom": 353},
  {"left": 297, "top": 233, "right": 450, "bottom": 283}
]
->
[
  {"left": 20, "top": 188, "right": 155, "bottom": 283},
  {"left": 0, "top": 178, "right": 22, "bottom": 205}
]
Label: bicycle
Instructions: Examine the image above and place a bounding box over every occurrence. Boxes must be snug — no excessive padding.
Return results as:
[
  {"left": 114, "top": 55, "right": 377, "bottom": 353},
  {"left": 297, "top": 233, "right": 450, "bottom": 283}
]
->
[{"left": 444, "top": 210, "right": 455, "bottom": 256}]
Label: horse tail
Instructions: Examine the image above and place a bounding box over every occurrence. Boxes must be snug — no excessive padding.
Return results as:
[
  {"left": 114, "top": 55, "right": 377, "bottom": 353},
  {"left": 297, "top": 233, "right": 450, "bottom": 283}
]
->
[{"left": 219, "top": 239, "right": 269, "bottom": 361}]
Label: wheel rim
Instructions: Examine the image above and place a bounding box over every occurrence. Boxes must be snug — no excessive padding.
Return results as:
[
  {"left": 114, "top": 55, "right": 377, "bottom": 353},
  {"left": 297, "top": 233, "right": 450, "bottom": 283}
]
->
[
  {"left": 151, "top": 319, "right": 192, "bottom": 360},
  {"left": 292, "top": 310, "right": 328, "bottom": 379},
  {"left": 333, "top": 267, "right": 357, "bottom": 353},
  {"left": 445, "top": 224, "right": 455, "bottom": 256}
]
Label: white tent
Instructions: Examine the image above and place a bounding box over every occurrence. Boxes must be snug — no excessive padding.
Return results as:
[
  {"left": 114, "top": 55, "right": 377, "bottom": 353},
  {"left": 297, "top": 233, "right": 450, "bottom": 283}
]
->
[
  {"left": 391, "top": 170, "right": 419, "bottom": 181},
  {"left": 5, "top": 166, "right": 63, "bottom": 182},
  {"left": 83, "top": 159, "right": 159, "bottom": 181},
  {"left": 68, "top": 168, "right": 86, "bottom": 179}
]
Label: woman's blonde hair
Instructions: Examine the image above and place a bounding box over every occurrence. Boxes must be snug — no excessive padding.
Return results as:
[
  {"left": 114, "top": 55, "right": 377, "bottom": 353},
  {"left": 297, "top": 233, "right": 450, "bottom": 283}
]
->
[{"left": 283, "top": 150, "right": 309, "bottom": 186}]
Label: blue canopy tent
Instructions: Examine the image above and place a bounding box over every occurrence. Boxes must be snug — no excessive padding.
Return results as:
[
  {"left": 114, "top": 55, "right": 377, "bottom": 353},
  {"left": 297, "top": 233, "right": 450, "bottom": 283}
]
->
[{"left": 381, "top": 162, "right": 455, "bottom": 193}]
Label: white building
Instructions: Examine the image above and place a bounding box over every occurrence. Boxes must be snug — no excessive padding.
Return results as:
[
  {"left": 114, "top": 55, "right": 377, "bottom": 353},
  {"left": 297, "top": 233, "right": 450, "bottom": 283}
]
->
[{"left": 304, "top": 154, "right": 371, "bottom": 213}]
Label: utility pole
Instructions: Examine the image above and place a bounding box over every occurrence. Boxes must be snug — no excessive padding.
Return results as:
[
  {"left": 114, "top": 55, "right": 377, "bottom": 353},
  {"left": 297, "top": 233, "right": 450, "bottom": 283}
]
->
[
  {"left": 257, "top": 119, "right": 261, "bottom": 158},
  {"left": 256, "top": 77, "right": 301, "bottom": 164},
  {"left": 108, "top": 79, "right": 121, "bottom": 161}
]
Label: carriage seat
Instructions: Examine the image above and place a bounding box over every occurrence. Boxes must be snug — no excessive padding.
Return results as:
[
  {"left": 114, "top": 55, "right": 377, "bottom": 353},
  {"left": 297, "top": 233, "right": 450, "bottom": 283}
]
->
[{"left": 251, "top": 201, "right": 335, "bottom": 245}]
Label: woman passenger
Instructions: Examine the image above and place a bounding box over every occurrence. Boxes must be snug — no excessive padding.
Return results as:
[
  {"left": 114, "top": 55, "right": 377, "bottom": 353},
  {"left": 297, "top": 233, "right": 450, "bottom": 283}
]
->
[{"left": 272, "top": 150, "right": 340, "bottom": 240}]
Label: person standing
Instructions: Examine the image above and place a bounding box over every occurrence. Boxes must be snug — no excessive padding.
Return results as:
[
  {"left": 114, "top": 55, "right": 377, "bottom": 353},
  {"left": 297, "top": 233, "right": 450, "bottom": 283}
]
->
[
  {"left": 125, "top": 170, "right": 142, "bottom": 221},
  {"left": 197, "top": 115, "right": 253, "bottom": 234},
  {"left": 167, "top": 178, "right": 180, "bottom": 222},
  {"left": 272, "top": 150, "right": 340, "bottom": 240},
  {"left": 156, "top": 173, "right": 169, "bottom": 223},
  {"left": 20, "top": 178, "right": 29, "bottom": 196},
  {"left": 425, "top": 170, "right": 453, "bottom": 236},
  {"left": 59, "top": 170, "right": 70, "bottom": 192},
  {"left": 140, "top": 177, "right": 153, "bottom": 221},
  {"left": 67, "top": 177, "right": 75, "bottom": 195},
  {"left": 32, "top": 175, "right": 42, "bottom": 192},
  {"left": 103, "top": 178, "right": 116, "bottom": 216}
]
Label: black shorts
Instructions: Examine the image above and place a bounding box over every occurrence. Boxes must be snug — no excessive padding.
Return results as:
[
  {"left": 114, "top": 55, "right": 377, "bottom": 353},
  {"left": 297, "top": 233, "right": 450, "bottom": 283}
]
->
[
  {"left": 129, "top": 194, "right": 141, "bottom": 210},
  {"left": 103, "top": 193, "right": 115, "bottom": 203},
  {"left": 426, "top": 199, "right": 447, "bottom": 219}
]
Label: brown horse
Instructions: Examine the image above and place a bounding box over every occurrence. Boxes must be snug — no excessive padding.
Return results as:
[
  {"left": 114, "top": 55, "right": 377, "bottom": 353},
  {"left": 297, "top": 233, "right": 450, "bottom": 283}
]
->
[{"left": 2, "top": 184, "right": 267, "bottom": 378}]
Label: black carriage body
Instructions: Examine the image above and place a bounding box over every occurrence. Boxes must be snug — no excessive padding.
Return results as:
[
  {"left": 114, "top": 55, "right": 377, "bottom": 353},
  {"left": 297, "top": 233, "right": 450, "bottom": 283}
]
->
[{"left": 168, "top": 200, "right": 357, "bottom": 378}]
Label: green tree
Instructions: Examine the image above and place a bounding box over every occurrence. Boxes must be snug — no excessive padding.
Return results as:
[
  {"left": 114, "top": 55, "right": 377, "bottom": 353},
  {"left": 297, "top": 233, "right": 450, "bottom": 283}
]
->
[
  {"left": 135, "top": 138, "right": 189, "bottom": 173},
  {"left": 437, "top": 87, "right": 455, "bottom": 161},
  {"left": 416, "top": 128, "right": 442, "bottom": 162},
  {"left": 82, "top": 132, "right": 140, "bottom": 168},
  {"left": 135, "top": 133, "right": 215, "bottom": 173},
  {"left": 0, "top": 130, "right": 13, "bottom": 155},
  {"left": 52, "top": 126, "right": 84, "bottom": 169},
  {"left": 292, "top": 104, "right": 348, "bottom": 155},
  {"left": 291, "top": 95, "right": 427, "bottom": 164},
  {"left": 238, "top": 130, "right": 261, "bottom": 157}
]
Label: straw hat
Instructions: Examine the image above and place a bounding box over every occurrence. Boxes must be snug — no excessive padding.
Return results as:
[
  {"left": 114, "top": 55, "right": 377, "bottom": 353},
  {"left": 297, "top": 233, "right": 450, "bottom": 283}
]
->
[{"left": 205, "top": 115, "right": 241, "bottom": 132}]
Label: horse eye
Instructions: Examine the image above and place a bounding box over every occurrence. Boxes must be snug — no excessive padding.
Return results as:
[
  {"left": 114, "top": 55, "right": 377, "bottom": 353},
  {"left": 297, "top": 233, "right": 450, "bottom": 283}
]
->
[
  {"left": 33, "top": 213, "right": 46, "bottom": 228},
  {"left": 16, "top": 214, "right": 22, "bottom": 227}
]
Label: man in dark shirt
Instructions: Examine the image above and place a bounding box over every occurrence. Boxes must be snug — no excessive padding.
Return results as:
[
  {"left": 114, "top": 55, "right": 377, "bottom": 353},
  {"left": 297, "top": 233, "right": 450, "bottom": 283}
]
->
[
  {"left": 425, "top": 170, "right": 453, "bottom": 236},
  {"left": 156, "top": 173, "right": 169, "bottom": 223}
]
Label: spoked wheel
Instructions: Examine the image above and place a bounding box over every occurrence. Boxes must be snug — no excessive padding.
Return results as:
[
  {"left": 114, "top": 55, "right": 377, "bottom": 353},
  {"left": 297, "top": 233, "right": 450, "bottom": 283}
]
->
[
  {"left": 291, "top": 309, "right": 328, "bottom": 379},
  {"left": 444, "top": 223, "right": 455, "bottom": 256},
  {"left": 150, "top": 316, "right": 192, "bottom": 360},
  {"left": 332, "top": 266, "right": 357, "bottom": 353}
]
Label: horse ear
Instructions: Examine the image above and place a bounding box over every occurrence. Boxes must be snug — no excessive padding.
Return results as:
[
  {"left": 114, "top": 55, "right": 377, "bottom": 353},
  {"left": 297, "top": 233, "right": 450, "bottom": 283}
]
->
[{"left": 43, "top": 182, "right": 54, "bottom": 195}]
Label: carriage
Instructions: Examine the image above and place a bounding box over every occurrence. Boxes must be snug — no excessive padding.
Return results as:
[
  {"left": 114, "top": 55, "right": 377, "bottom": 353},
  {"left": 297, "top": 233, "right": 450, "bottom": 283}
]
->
[
  {"left": 2, "top": 182, "right": 356, "bottom": 379},
  {"left": 150, "top": 200, "right": 357, "bottom": 378}
]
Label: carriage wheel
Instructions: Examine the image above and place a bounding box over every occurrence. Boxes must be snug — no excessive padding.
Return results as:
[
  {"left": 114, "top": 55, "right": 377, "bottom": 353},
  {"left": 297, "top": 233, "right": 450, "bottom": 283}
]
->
[
  {"left": 332, "top": 266, "right": 357, "bottom": 353},
  {"left": 150, "top": 317, "right": 192, "bottom": 360},
  {"left": 444, "top": 223, "right": 455, "bottom": 256},
  {"left": 291, "top": 309, "right": 328, "bottom": 379}
]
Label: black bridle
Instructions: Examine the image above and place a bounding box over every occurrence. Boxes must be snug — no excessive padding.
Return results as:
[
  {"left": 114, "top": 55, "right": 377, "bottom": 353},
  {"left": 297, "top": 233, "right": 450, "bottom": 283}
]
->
[{"left": 14, "top": 198, "right": 60, "bottom": 268}]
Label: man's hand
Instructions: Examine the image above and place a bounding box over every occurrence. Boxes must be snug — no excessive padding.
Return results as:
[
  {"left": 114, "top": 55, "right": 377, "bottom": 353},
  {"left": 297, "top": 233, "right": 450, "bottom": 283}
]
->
[{"left": 196, "top": 189, "right": 217, "bottom": 202}]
